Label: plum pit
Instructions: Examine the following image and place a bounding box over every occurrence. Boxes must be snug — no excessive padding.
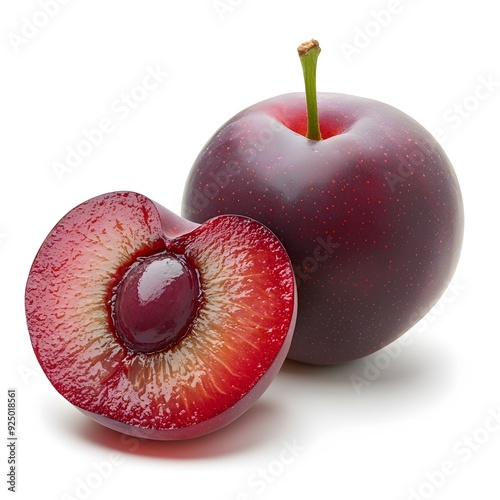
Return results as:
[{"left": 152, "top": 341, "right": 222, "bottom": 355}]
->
[{"left": 111, "top": 251, "right": 201, "bottom": 354}]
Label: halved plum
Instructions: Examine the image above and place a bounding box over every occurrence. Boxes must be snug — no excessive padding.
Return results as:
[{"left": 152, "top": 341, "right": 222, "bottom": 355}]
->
[{"left": 25, "top": 191, "right": 297, "bottom": 440}]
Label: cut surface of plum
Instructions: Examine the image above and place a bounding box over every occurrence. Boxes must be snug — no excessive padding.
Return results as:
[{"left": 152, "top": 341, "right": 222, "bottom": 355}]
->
[{"left": 25, "top": 191, "right": 297, "bottom": 440}]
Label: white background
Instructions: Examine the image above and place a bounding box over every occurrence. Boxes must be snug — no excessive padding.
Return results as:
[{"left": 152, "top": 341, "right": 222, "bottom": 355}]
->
[{"left": 1, "top": 1, "right": 499, "bottom": 499}]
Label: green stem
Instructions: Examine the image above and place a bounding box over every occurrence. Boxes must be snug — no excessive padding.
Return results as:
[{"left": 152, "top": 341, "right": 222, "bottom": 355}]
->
[{"left": 298, "top": 39, "right": 322, "bottom": 141}]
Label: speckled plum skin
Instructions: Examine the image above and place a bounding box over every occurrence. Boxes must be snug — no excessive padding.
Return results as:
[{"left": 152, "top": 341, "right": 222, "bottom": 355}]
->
[{"left": 182, "top": 92, "right": 464, "bottom": 365}]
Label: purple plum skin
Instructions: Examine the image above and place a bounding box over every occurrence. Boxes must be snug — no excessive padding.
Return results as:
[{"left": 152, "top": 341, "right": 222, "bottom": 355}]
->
[{"left": 182, "top": 92, "right": 464, "bottom": 365}]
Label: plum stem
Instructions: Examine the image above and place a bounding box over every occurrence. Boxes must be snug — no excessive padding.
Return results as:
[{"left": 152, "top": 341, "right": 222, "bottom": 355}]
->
[{"left": 298, "top": 39, "right": 322, "bottom": 141}]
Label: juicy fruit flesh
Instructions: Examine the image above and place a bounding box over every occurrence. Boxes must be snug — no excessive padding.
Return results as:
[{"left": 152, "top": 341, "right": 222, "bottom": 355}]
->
[
  {"left": 111, "top": 252, "right": 202, "bottom": 354},
  {"left": 182, "top": 92, "right": 464, "bottom": 365},
  {"left": 25, "top": 192, "right": 296, "bottom": 437}
]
